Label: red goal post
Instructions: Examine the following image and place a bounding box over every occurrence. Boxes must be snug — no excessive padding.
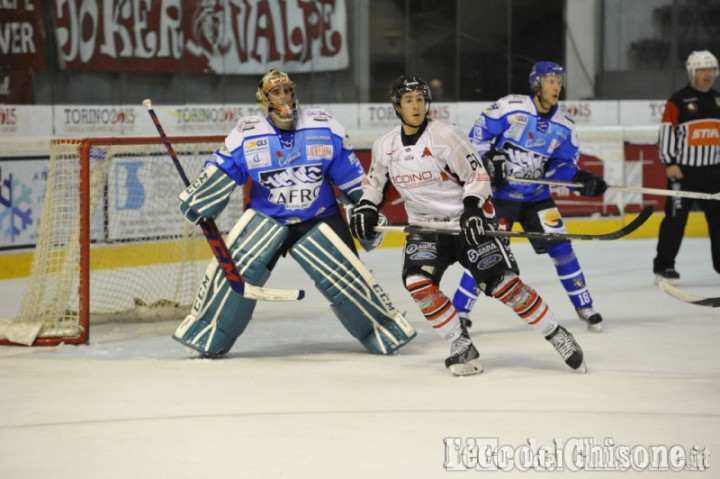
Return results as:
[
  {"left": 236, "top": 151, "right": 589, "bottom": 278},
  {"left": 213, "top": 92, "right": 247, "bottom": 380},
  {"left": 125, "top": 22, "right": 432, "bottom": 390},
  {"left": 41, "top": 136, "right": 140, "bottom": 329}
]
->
[{"left": 0, "top": 135, "right": 237, "bottom": 347}]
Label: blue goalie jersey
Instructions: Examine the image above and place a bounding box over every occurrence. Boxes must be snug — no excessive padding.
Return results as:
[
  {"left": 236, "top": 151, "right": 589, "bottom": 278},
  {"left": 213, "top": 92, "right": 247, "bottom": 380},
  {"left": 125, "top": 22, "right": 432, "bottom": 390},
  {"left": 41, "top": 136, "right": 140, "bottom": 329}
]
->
[
  {"left": 469, "top": 94, "right": 581, "bottom": 202},
  {"left": 209, "top": 108, "right": 365, "bottom": 224}
]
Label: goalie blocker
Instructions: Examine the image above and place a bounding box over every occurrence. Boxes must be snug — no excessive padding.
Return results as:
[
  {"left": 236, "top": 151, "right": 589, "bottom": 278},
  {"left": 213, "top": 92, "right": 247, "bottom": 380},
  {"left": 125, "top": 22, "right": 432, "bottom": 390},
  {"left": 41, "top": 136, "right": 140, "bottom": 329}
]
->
[{"left": 175, "top": 209, "right": 416, "bottom": 357}]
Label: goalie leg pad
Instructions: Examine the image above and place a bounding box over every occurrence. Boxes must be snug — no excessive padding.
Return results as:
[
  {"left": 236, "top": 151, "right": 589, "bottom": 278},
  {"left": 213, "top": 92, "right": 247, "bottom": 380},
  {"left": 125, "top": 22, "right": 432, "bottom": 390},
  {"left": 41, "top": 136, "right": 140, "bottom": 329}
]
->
[
  {"left": 290, "top": 223, "right": 416, "bottom": 355},
  {"left": 173, "top": 209, "right": 288, "bottom": 357}
]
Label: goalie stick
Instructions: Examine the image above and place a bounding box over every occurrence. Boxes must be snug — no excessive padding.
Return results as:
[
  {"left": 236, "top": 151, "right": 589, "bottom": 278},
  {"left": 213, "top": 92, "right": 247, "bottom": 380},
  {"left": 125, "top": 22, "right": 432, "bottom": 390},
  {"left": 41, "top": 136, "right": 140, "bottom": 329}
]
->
[
  {"left": 375, "top": 206, "right": 653, "bottom": 241},
  {"left": 143, "top": 99, "right": 304, "bottom": 302},
  {"left": 506, "top": 176, "right": 720, "bottom": 201},
  {"left": 657, "top": 281, "right": 720, "bottom": 308}
]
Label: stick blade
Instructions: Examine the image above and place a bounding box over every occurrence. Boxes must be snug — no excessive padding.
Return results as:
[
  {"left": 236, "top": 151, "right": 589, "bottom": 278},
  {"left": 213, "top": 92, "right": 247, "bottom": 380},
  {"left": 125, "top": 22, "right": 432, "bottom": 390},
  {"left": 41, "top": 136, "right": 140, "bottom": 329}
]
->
[
  {"left": 658, "top": 281, "right": 720, "bottom": 308},
  {"left": 244, "top": 283, "right": 305, "bottom": 302}
]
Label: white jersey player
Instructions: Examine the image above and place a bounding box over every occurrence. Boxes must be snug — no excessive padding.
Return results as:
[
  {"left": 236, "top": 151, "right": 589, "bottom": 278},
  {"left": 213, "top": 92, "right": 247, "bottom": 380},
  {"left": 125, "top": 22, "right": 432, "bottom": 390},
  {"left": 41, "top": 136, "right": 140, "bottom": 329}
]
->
[{"left": 350, "top": 75, "right": 587, "bottom": 375}]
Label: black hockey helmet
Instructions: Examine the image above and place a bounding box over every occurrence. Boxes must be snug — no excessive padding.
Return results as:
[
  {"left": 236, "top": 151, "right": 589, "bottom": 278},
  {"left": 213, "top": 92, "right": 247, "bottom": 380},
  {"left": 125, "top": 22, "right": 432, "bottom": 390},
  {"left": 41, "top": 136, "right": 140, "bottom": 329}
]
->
[
  {"left": 390, "top": 75, "right": 432, "bottom": 105},
  {"left": 390, "top": 75, "right": 432, "bottom": 118}
]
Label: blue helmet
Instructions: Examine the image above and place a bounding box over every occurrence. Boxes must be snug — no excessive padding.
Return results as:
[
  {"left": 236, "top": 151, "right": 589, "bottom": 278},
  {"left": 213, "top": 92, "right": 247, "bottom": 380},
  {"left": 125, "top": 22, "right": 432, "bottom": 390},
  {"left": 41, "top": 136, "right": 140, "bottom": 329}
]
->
[{"left": 529, "top": 62, "right": 565, "bottom": 93}]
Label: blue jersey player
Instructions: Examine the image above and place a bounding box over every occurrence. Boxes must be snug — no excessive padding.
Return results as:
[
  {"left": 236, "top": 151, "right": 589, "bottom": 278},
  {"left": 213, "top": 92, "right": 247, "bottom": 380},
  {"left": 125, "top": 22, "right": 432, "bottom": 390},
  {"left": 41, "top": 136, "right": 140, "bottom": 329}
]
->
[
  {"left": 453, "top": 62, "right": 607, "bottom": 332},
  {"left": 174, "top": 70, "right": 416, "bottom": 357}
]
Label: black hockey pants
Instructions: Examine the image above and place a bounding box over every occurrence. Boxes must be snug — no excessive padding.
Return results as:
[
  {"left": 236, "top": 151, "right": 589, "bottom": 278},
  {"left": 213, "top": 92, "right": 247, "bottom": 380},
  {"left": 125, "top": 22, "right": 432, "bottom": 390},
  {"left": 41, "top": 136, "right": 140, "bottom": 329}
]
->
[{"left": 653, "top": 165, "right": 720, "bottom": 274}]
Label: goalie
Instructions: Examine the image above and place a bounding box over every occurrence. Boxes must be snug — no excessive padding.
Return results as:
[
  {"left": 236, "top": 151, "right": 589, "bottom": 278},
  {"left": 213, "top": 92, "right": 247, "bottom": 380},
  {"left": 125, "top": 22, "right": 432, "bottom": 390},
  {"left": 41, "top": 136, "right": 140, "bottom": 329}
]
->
[{"left": 174, "top": 69, "right": 416, "bottom": 358}]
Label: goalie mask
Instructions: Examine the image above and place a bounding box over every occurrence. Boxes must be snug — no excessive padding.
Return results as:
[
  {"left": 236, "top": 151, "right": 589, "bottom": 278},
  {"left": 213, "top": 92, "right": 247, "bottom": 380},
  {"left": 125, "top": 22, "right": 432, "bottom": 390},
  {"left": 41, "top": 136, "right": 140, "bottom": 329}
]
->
[
  {"left": 685, "top": 50, "right": 718, "bottom": 82},
  {"left": 529, "top": 61, "right": 565, "bottom": 94},
  {"left": 390, "top": 75, "right": 432, "bottom": 123},
  {"left": 256, "top": 69, "right": 298, "bottom": 129}
]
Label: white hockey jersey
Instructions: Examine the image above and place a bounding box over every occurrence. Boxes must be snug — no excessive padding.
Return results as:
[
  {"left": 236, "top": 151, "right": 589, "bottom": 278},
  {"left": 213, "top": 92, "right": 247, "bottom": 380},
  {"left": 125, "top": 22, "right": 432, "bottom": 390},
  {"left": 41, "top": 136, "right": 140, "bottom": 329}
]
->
[{"left": 361, "top": 118, "right": 492, "bottom": 229}]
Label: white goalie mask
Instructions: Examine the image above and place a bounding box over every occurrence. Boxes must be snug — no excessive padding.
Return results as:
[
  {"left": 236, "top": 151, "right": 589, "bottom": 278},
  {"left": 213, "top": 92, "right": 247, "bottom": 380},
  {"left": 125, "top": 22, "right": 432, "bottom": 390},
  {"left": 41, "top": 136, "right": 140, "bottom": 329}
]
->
[
  {"left": 255, "top": 69, "right": 298, "bottom": 129},
  {"left": 685, "top": 50, "right": 719, "bottom": 82}
]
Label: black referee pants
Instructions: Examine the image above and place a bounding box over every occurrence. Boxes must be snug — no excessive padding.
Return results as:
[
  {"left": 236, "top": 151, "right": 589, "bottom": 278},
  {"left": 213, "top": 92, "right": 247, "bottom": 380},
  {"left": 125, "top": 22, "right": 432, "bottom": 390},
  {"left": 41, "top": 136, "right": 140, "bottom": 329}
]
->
[{"left": 653, "top": 165, "right": 720, "bottom": 274}]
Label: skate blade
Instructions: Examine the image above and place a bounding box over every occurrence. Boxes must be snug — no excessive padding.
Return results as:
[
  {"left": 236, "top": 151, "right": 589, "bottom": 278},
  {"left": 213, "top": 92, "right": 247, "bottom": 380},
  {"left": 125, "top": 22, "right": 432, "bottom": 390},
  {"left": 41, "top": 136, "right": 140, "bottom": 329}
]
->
[
  {"left": 574, "top": 361, "right": 588, "bottom": 374},
  {"left": 448, "top": 359, "right": 484, "bottom": 376},
  {"left": 587, "top": 322, "right": 602, "bottom": 333}
]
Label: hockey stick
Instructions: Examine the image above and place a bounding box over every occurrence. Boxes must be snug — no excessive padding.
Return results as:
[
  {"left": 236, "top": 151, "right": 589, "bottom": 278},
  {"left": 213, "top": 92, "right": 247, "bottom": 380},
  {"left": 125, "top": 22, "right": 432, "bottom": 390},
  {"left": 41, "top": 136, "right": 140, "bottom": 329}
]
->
[
  {"left": 143, "top": 99, "right": 304, "bottom": 302},
  {"left": 375, "top": 205, "right": 653, "bottom": 241},
  {"left": 506, "top": 175, "right": 720, "bottom": 201},
  {"left": 657, "top": 281, "right": 720, "bottom": 307}
]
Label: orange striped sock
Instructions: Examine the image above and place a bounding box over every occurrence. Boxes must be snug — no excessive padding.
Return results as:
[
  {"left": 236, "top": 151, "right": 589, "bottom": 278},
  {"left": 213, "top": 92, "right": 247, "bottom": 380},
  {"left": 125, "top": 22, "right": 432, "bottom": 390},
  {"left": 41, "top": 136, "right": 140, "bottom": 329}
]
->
[
  {"left": 406, "top": 275, "right": 462, "bottom": 341},
  {"left": 492, "top": 274, "right": 557, "bottom": 336}
]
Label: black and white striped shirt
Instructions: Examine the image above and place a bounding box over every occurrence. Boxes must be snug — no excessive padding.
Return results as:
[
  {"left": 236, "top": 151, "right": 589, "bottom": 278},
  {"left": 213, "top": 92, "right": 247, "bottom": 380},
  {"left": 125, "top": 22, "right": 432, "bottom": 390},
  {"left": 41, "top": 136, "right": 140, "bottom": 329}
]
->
[{"left": 658, "top": 86, "right": 720, "bottom": 167}]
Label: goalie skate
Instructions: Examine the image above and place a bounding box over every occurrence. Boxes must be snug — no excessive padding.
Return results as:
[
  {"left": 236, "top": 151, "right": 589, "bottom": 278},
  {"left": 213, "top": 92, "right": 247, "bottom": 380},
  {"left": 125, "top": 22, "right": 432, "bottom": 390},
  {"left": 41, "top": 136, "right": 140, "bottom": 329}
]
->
[
  {"left": 576, "top": 307, "right": 602, "bottom": 333},
  {"left": 444, "top": 329, "right": 483, "bottom": 376},
  {"left": 546, "top": 325, "right": 586, "bottom": 373}
]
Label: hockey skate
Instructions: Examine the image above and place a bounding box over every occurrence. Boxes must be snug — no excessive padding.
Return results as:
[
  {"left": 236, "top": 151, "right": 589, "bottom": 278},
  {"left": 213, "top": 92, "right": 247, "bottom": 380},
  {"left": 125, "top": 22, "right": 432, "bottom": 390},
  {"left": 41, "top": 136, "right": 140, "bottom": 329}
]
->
[
  {"left": 654, "top": 267, "right": 680, "bottom": 286},
  {"left": 445, "top": 327, "right": 483, "bottom": 376},
  {"left": 576, "top": 307, "right": 603, "bottom": 333},
  {"left": 545, "top": 325, "right": 586, "bottom": 373}
]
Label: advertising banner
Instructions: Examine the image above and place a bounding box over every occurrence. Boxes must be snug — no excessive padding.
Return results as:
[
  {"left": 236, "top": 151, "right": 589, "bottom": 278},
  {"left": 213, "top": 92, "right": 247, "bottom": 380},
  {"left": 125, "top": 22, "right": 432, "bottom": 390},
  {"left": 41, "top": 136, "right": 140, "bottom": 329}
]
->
[
  {"left": 0, "top": 105, "right": 51, "bottom": 136},
  {"left": 0, "top": 158, "right": 48, "bottom": 249},
  {"left": 103, "top": 155, "right": 243, "bottom": 241},
  {"left": 619, "top": 100, "right": 666, "bottom": 125},
  {"left": 560, "top": 100, "right": 618, "bottom": 125}
]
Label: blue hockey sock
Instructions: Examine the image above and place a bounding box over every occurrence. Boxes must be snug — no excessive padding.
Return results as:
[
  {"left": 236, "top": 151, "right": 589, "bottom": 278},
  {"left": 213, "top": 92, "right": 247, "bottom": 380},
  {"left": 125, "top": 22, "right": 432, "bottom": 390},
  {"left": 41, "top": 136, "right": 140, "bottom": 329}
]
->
[
  {"left": 452, "top": 269, "right": 480, "bottom": 315},
  {"left": 546, "top": 243, "right": 593, "bottom": 309}
]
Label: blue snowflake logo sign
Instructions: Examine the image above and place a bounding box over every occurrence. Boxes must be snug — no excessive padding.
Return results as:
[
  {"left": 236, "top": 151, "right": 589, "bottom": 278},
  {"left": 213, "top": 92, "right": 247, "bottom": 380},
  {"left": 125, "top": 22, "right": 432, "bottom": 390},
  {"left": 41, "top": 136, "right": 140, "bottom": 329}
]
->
[{"left": 0, "top": 168, "right": 34, "bottom": 242}]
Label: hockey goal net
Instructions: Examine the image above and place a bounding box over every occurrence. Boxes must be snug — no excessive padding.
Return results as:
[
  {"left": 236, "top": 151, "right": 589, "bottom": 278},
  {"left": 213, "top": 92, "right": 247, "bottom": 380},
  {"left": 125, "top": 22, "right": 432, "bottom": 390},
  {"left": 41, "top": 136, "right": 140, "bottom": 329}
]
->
[{"left": 0, "top": 136, "right": 242, "bottom": 346}]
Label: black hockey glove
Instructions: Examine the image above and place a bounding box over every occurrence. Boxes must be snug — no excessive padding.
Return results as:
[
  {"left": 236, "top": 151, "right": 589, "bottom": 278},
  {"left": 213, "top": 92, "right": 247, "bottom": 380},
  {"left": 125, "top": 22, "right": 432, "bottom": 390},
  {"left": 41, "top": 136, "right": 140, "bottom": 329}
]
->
[
  {"left": 481, "top": 149, "right": 508, "bottom": 188},
  {"left": 459, "top": 197, "right": 491, "bottom": 247},
  {"left": 350, "top": 200, "right": 380, "bottom": 241},
  {"left": 573, "top": 170, "right": 608, "bottom": 197}
]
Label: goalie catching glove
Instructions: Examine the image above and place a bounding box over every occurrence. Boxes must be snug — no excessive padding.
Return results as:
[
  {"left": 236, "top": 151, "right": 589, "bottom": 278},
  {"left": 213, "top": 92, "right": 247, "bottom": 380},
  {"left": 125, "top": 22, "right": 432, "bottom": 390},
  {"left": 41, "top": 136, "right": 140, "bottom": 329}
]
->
[
  {"left": 350, "top": 200, "right": 380, "bottom": 241},
  {"left": 459, "top": 196, "right": 494, "bottom": 247},
  {"left": 572, "top": 170, "right": 607, "bottom": 197}
]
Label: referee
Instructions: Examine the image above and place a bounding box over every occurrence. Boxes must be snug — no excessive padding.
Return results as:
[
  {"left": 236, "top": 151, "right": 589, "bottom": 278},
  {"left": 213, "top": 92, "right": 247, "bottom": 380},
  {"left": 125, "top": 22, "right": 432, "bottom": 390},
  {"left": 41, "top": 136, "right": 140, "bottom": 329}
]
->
[{"left": 654, "top": 50, "right": 720, "bottom": 285}]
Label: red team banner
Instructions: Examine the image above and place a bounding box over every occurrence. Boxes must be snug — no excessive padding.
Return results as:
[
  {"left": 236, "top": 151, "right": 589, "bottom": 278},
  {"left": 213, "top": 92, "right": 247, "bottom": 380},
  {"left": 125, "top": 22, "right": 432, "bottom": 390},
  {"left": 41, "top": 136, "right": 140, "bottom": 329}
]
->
[
  {"left": 0, "top": 0, "right": 47, "bottom": 103},
  {"left": 51, "top": 0, "right": 349, "bottom": 73},
  {"left": 0, "top": 1, "right": 46, "bottom": 70}
]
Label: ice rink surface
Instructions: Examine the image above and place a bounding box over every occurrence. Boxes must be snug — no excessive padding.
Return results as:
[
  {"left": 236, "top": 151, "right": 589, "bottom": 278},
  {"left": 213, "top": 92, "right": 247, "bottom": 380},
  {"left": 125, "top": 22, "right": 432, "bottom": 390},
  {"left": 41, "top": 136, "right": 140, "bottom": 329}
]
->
[{"left": 0, "top": 237, "right": 718, "bottom": 478}]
